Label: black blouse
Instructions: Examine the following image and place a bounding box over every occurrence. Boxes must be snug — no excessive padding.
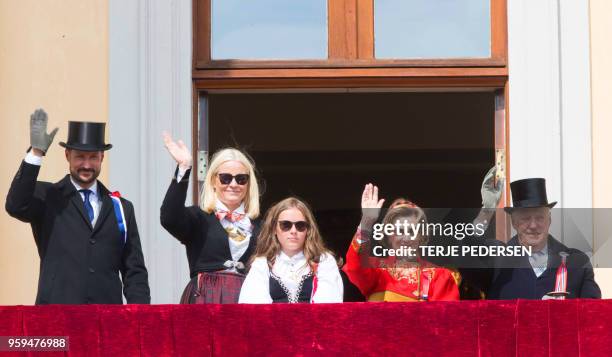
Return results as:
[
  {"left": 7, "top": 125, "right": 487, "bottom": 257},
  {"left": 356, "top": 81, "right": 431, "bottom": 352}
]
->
[{"left": 160, "top": 168, "right": 261, "bottom": 278}]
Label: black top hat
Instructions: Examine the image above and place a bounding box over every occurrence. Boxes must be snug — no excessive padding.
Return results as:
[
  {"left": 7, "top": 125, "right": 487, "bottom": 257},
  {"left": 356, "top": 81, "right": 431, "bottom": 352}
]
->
[
  {"left": 504, "top": 178, "right": 557, "bottom": 213},
  {"left": 59, "top": 121, "right": 112, "bottom": 152}
]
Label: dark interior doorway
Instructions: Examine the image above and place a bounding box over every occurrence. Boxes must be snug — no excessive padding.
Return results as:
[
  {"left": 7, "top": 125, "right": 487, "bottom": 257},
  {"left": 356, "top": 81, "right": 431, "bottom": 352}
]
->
[{"left": 205, "top": 91, "right": 495, "bottom": 299}]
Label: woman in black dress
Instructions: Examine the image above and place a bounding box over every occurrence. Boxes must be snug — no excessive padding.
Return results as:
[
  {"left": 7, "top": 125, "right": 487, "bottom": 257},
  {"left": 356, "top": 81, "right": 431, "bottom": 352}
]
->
[{"left": 161, "top": 132, "right": 261, "bottom": 303}]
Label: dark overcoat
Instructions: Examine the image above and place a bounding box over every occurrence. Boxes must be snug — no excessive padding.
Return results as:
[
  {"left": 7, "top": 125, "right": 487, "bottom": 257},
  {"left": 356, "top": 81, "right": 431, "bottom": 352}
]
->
[
  {"left": 461, "top": 235, "right": 601, "bottom": 300},
  {"left": 5, "top": 161, "right": 150, "bottom": 304}
]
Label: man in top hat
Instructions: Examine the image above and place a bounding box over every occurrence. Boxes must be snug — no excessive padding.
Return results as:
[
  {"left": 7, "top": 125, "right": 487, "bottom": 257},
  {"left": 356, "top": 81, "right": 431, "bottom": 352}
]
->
[
  {"left": 5, "top": 109, "right": 150, "bottom": 304},
  {"left": 464, "top": 178, "right": 601, "bottom": 299}
]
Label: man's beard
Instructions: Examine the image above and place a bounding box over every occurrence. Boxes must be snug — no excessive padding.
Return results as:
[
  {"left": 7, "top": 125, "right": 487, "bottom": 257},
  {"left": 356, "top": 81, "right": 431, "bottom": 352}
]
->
[{"left": 71, "top": 168, "right": 100, "bottom": 185}]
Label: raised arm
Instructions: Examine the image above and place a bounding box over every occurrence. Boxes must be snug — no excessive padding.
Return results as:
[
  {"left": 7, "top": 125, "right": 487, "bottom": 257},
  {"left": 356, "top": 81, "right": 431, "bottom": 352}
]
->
[
  {"left": 5, "top": 109, "right": 58, "bottom": 222},
  {"left": 472, "top": 166, "right": 504, "bottom": 229},
  {"left": 160, "top": 132, "right": 198, "bottom": 243},
  {"left": 359, "top": 183, "right": 385, "bottom": 230},
  {"left": 342, "top": 184, "right": 385, "bottom": 297}
]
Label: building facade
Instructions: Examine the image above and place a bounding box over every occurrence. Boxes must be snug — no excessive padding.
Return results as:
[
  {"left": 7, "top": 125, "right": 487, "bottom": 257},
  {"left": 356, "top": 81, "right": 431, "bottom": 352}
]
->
[{"left": 1, "top": 0, "right": 610, "bottom": 304}]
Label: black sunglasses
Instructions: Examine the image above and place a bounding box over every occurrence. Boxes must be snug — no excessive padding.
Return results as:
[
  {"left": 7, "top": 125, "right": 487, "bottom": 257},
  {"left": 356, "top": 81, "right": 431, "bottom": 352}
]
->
[
  {"left": 278, "top": 220, "right": 309, "bottom": 232},
  {"left": 217, "top": 173, "right": 249, "bottom": 185}
]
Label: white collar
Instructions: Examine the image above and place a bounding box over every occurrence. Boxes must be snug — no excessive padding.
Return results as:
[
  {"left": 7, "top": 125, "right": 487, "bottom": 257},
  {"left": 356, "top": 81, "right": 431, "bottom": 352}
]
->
[
  {"left": 70, "top": 176, "right": 98, "bottom": 197},
  {"left": 277, "top": 251, "right": 306, "bottom": 264},
  {"left": 273, "top": 251, "right": 310, "bottom": 280},
  {"left": 215, "top": 199, "right": 245, "bottom": 214}
]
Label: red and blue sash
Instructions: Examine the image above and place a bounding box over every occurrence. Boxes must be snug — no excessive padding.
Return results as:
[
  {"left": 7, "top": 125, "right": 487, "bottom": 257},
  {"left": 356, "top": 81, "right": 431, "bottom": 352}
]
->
[{"left": 109, "top": 192, "right": 127, "bottom": 245}]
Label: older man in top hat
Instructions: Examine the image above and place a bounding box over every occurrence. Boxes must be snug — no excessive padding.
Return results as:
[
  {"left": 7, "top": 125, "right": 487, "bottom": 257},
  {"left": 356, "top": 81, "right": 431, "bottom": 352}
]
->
[
  {"left": 463, "top": 178, "right": 601, "bottom": 300},
  {"left": 5, "top": 109, "right": 150, "bottom": 304}
]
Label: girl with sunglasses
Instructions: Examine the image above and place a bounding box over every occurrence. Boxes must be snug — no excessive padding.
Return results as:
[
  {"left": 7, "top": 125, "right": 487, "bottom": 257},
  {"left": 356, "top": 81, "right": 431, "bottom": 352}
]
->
[
  {"left": 161, "top": 133, "right": 261, "bottom": 303},
  {"left": 239, "top": 197, "right": 343, "bottom": 303},
  {"left": 342, "top": 184, "right": 460, "bottom": 302}
]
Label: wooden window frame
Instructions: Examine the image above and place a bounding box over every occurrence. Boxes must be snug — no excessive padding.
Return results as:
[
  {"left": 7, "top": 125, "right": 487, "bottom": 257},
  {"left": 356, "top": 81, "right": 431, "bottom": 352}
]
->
[
  {"left": 192, "top": 0, "right": 511, "bottom": 239},
  {"left": 193, "top": 0, "right": 507, "bottom": 72},
  {"left": 191, "top": 85, "right": 511, "bottom": 241}
]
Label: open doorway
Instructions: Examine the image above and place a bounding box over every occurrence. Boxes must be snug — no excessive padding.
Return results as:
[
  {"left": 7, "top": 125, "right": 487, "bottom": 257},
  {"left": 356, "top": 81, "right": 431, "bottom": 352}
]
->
[{"left": 203, "top": 91, "right": 496, "bottom": 256}]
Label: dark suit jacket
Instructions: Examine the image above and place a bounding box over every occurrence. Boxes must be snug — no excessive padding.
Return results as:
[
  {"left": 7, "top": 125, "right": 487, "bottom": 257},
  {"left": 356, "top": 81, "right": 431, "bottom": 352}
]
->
[
  {"left": 5, "top": 161, "right": 150, "bottom": 304},
  {"left": 160, "top": 168, "right": 260, "bottom": 278},
  {"left": 461, "top": 235, "right": 601, "bottom": 300}
]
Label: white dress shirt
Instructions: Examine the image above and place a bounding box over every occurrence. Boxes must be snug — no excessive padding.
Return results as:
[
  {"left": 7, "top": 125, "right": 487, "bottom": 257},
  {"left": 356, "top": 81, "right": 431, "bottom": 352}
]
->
[
  {"left": 528, "top": 243, "right": 548, "bottom": 277},
  {"left": 24, "top": 151, "right": 43, "bottom": 166},
  {"left": 70, "top": 178, "right": 101, "bottom": 227},
  {"left": 176, "top": 165, "right": 190, "bottom": 182},
  {"left": 25, "top": 151, "right": 102, "bottom": 226},
  {"left": 239, "top": 251, "right": 343, "bottom": 304}
]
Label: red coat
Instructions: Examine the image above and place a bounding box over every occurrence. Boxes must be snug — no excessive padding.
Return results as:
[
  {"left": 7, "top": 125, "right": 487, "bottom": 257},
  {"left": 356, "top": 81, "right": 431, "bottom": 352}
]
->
[{"left": 343, "top": 229, "right": 460, "bottom": 302}]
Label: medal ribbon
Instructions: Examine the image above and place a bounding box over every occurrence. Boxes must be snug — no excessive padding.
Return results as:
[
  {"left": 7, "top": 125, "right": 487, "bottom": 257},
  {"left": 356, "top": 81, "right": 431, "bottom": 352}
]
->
[
  {"left": 553, "top": 252, "right": 569, "bottom": 299},
  {"left": 420, "top": 268, "right": 431, "bottom": 301},
  {"left": 109, "top": 193, "right": 127, "bottom": 244}
]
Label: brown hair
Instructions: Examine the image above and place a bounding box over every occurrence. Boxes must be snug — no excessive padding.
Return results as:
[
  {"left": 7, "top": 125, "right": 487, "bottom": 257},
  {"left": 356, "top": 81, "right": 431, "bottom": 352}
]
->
[
  {"left": 381, "top": 205, "right": 428, "bottom": 248},
  {"left": 389, "top": 197, "right": 417, "bottom": 209},
  {"left": 252, "top": 197, "right": 332, "bottom": 270}
]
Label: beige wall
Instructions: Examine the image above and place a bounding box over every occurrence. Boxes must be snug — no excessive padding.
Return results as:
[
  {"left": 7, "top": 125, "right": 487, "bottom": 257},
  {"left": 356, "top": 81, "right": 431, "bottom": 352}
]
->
[
  {"left": 0, "top": 0, "right": 108, "bottom": 304},
  {"left": 590, "top": 0, "right": 612, "bottom": 297}
]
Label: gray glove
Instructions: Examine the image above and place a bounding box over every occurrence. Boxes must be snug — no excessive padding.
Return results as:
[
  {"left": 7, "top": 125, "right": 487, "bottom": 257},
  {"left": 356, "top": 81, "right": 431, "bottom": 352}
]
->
[
  {"left": 481, "top": 166, "right": 504, "bottom": 209},
  {"left": 30, "top": 109, "right": 58, "bottom": 154}
]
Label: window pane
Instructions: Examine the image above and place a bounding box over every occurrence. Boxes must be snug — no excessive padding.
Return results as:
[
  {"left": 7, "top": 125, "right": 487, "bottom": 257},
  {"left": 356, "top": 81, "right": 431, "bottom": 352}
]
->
[
  {"left": 375, "top": 0, "right": 491, "bottom": 59},
  {"left": 211, "top": 0, "right": 327, "bottom": 60}
]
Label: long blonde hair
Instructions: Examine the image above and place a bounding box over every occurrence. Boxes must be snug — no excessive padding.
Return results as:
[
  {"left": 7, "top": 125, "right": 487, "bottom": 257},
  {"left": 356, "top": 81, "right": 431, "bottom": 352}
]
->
[
  {"left": 253, "top": 197, "right": 331, "bottom": 269},
  {"left": 199, "top": 148, "right": 260, "bottom": 219}
]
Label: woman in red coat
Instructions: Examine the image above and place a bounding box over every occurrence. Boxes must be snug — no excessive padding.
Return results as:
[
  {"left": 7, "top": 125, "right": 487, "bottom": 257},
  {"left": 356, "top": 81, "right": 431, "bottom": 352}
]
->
[{"left": 343, "top": 184, "right": 460, "bottom": 302}]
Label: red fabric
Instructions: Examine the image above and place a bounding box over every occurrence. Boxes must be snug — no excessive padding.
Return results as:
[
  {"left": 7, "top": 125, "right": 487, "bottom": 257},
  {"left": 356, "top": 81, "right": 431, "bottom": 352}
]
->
[
  {"left": 1, "top": 301, "right": 612, "bottom": 356},
  {"left": 343, "top": 232, "right": 460, "bottom": 301},
  {"left": 180, "top": 272, "right": 245, "bottom": 304}
]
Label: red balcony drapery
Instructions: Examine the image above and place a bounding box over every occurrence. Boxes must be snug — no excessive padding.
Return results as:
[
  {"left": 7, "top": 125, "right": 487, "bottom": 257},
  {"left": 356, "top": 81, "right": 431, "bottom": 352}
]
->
[{"left": 1, "top": 300, "right": 611, "bottom": 356}]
